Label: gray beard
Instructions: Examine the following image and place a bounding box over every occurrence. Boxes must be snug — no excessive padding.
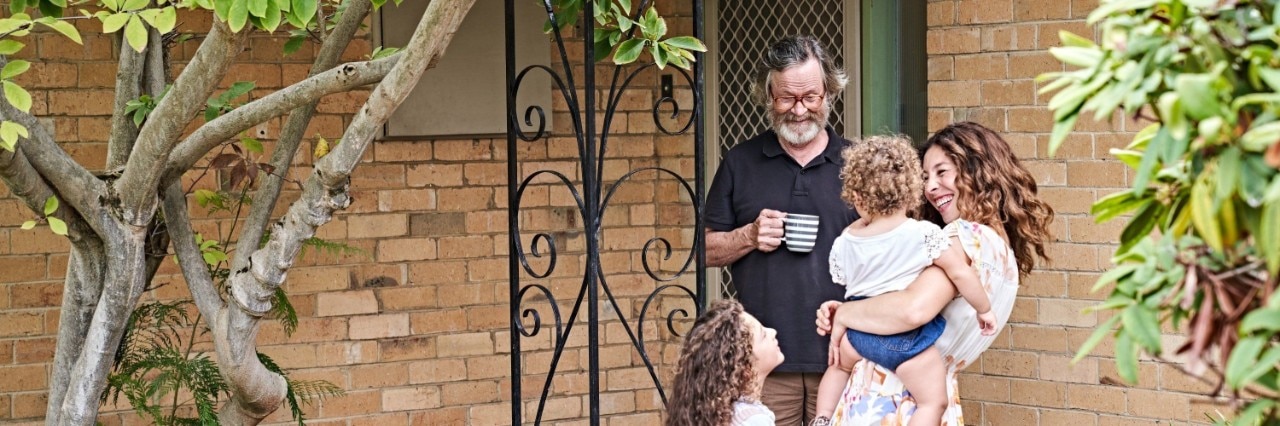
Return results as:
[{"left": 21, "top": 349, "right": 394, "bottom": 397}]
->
[
  {"left": 770, "top": 107, "right": 828, "bottom": 146},
  {"left": 775, "top": 119, "right": 823, "bottom": 146}
]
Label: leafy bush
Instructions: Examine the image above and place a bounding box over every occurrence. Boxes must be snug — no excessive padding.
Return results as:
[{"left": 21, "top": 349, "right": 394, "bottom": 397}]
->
[{"left": 1043, "top": 0, "right": 1280, "bottom": 423}]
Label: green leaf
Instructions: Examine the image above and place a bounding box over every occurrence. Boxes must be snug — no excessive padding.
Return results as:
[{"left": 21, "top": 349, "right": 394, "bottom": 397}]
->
[
  {"left": 20, "top": 220, "right": 35, "bottom": 230},
  {"left": 1092, "top": 263, "right": 1140, "bottom": 293},
  {"left": 43, "top": 196, "right": 58, "bottom": 215},
  {"left": 651, "top": 41, "right": 666, "bottom": 69},
  {"left": 9, "top": 0, "right": 25, "bottom": 14},
  {"left": 122, "top": 0, "right": 148, "bottom": 11},
  {"left": 612, "top": 38, "right": 645, "bottom": 65},
  {"left": 214, "top": 0, "right": 232, "bottom": 21},
  {"left": 1236, "top": 400, "right": 1278, "bottom": 426},
  {"left": 241, "top": 137, "right": 263, "bottom": 154},
  {"left": 152, "top": 7, "right": 177, "bottom": 33},
  {"left": 1073, "top": 313, "right": 1121, "bottom": 363},
  {"left": 39, "top": 19, "right": 81, "bottom": 44},
  {"left": 1226, "top": 336, "right": 1266, "bottom": 389},
  {"left": 1, "top": 60, "right": 30, "bottom": 80},
  {"left": 1241, "top": 120, "right": 1280, "bottom": 152},
  {"left": 38, "top": 1, "right": 63, "bottom": 19},
  {"left": 229, "top": 0, "right": 250, "bottom": 32},
  {"left": 1049, "top": 46, "right": 1102, "bottom": 68},
  {"left": 1190, "top": 172, "right": 1224, "bottom": 251},
  {"left": 0, "top": 120, "right": 26, "bottom": 148},
  {"left": 663, "top": 36, "right": 706, "bottom": 52},
  {"left": 282, "top": 35, "right": 305, "bottom": 55},
  {"left": 101, "top": 11, "right": 130, "bottom": 33},
  {"left": 248, "top": 0, "right": 268, "bottom": 17},
  {"left": 123, "top": 15, "right": 148, "bottom": 52},
  {"left": 1261, "top": 200, "right": 1280, "bottom": 276},
  {"left": 292, "top": 0, "right": 316, "bottom": 27},
  {"left": 0, "top": 40, "right": 25, "bottom": 55},
  {"left": 1175, "top": 74, "right": 1220, "bottom": 121},
  {"left": 1121, "top": 305, "right": 1161, "bottom": 352},
  {"left": 1115, "top": 333, "right": 1139, "bottom": 384},
  {"left": 222, "top": 81, "right": 256, "bottom": 102},
  {"left": 1242, "top": 308, "right": 1280, "bottom": 333},
  {"left": 1058, "top": 30, "right": 1096, "bottom": 48},
  {"left": 1047, "top": 111, "right": 1079, "bottom": 157},
  {"left": 47, "top": 217, "right": 67, "bottom": 235},
  {"left": 3, "top": 81, "right": 33, "bottom": 113},
  {"left": 259, "top": 0, "right": 280, "bottom": 32}
]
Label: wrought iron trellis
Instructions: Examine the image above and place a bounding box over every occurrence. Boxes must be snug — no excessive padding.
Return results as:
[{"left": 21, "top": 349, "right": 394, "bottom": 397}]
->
[{"left": 505, "top": 0, "right": 705, "bottom": 425}]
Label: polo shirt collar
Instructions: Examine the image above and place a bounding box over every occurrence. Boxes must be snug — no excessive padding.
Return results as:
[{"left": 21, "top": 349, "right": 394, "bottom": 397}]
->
[{"left": 762, "top": 125, "right": 844, "bottom": 164}]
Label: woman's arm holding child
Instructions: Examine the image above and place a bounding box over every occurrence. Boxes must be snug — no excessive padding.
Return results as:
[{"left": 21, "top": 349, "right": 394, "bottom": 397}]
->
[{"left": 933, "top": 236, "right": 996, "bottom": 336}]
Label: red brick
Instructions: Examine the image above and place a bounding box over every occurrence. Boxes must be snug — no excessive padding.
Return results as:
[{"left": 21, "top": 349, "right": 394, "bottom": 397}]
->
[
  {"left": 349, "top": 313, "right": 410, "bottom": 340},
  {"left": 316, "top": 290, "right": 379, "bottom": 317}
]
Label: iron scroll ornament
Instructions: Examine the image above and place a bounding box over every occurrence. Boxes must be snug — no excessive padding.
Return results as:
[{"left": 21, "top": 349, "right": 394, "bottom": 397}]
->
[{"left": 505, "top": 0, "right": 706, "bottom": 424}]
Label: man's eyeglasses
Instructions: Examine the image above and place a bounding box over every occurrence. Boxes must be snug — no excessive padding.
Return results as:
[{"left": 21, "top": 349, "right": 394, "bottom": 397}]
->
[{"left": 772, "top": 94, "right": 825, "bottom": 111}]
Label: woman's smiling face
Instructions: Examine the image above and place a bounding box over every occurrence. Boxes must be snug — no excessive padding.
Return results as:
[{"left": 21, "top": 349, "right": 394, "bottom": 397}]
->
[{"left": 923, "top": 145, "right": 961, "bottom": 224}]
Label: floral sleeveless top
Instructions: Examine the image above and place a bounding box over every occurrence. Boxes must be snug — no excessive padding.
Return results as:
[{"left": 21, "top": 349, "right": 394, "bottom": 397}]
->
[{"left": 830, "top": 220, "right": 1020, "bottom": 426}]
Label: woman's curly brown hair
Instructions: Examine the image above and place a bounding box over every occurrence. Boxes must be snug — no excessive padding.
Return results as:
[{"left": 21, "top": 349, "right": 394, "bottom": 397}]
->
[
  {"left": 665, "top": 300, "right": 757, "bottom": 426},
  {"left": 920, "top": 121, "right": 1054, "bottom": 276},
  {"left": 839, "top": 134, "right": 925, "bottom": 217}
]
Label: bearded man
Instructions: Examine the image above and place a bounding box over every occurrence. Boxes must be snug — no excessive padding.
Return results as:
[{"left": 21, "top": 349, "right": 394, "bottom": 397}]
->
[{"left": 704, "top": 35, "right": 859, "bottom": 425}]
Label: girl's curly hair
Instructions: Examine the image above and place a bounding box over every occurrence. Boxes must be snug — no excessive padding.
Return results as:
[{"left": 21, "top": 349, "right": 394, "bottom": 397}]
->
[
  {"left": 665, "top": 300, "right": 757, "bottom": 426},
  {"left": 839, "top": 134, "right": 925, "bottom": 217},
  {"left": 919, "top": 121, "right": 1054, "bottom": 276}
]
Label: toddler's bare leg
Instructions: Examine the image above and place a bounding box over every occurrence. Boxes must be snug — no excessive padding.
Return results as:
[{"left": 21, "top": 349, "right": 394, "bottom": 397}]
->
[
  {"left": 895, "top": 346, "right": 947, "bottom": 426},
  {"left": 815, "top": 336, "right": 862, "bottom": 421}
]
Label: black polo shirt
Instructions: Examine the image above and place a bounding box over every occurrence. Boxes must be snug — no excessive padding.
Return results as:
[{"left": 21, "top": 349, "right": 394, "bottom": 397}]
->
[{"left": 706, "top": 126, "right": 859, "bottom": 373}]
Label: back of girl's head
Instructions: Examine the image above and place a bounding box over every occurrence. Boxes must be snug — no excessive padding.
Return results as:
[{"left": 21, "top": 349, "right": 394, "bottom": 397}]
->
[
  {"left": 665, "top": 299, "right": 754, "bottom": 426},
  {"left": 920, "top": 121, "right": 1054, "bottom": 276},
  {"left": 839, "top": 134, "right": 924, "bottom": 217}
]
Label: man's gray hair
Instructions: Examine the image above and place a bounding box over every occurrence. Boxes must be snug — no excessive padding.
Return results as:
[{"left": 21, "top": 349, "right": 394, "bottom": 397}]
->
[{"left": 752, "top": 35, "right": 848, "bottom": 108}]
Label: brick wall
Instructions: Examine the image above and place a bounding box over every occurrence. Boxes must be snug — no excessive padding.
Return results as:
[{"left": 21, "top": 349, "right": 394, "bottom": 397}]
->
[
  {"left": 0, "top": 1, "right": 698, "bottom": 425},
  {"left": 928, "top": 0, "right": 1232, "bottom": 424}
]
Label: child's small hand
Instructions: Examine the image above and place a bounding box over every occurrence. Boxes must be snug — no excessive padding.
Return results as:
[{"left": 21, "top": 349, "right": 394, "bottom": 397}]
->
[
  {"left": 977, "top": 310, "right": 997, "bottom": 336},
  {"left": 827, "top": 322, "right": 847, "bottom": 366}
]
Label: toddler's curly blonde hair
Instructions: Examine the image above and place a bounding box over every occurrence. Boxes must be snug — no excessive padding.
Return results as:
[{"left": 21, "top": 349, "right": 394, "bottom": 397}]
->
[{"left": 839, "top": 134, "right": 924, "bottom": 217}]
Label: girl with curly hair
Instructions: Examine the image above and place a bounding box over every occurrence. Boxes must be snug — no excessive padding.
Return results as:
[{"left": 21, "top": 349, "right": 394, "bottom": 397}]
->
[
  {"left": 667, "top": 299, "right": 784, "bottom": 426},
  {"left": 811, "top": 135, "right": 997, "bottom": 426},
  {"left": 815, "top": 121, "right": 1054, "bottom": 425}
]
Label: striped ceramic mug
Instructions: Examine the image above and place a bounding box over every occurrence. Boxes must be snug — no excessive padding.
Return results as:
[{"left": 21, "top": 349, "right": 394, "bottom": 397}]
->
[{"left": 780, "top": 213, "right": 819, "bottom": 253}]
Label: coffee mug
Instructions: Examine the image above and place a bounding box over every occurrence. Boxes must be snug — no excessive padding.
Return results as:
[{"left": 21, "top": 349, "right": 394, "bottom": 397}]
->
[{"left": 780, "top": 213, "right": 820, "bottom": 253}]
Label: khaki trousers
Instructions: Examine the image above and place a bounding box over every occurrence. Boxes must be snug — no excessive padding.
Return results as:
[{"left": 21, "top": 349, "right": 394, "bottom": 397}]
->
[{"left": 761, "top": 372, "right": 822, "bottom": 426}]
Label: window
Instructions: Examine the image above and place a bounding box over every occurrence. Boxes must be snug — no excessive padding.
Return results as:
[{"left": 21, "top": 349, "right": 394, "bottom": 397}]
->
[{"left": 376, "top": 1, "right": 552, "bottom": 138}]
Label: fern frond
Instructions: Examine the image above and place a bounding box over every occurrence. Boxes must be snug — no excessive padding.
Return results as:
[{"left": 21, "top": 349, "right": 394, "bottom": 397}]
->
[{"left": 269, "top": 287, "right": 299, "bottom": 337}]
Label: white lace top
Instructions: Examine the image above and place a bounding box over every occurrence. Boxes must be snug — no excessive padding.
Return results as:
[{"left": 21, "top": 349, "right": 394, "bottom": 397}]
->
[
  {"left": 828, "top": 218, "right": 949, "bottom": 300},
  {"left": 731, "top": 398, "right": 776, "bottom": 425}
]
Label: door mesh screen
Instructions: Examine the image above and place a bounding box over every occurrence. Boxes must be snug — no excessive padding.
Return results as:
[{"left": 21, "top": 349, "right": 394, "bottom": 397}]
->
[{"left": 715, "top": 0, "right": 847, "bottom": 298}]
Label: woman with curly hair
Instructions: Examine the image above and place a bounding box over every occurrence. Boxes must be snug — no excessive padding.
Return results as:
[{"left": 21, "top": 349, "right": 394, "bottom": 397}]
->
[
  {"left": 815, "top": 121, "right": 1054, "bottom": 425},
  {"left": 667, "top": 299, "right": 784, "bottom": 426},
  {"left": 811, "top": 134, "right": 998, "bottom": 426}
]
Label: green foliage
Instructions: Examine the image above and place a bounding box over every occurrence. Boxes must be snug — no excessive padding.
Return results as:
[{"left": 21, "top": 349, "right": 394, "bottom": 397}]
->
[
  {"left": 1043, "top": 1, "right": 1280, "bottom": 423},
  {"left": 205, "top": 81, "right": 257, "bottom": 122},
  {"left": 541, "top": 0, "right": 706, "bottom": 70},
  {"left": 20, "top": 196, "right": 67, "bottom": 235},
  {"left": 125, "top": 85, "right": 171, "bottom": 126},
  {"left": 104, "top": 299, "right": 340, "bottom": 425}
]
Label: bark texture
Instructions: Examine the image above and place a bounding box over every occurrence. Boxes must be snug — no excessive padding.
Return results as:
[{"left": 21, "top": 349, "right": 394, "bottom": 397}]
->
[{"left": 0, "top": 1, "right": 478, "bottom": 424}]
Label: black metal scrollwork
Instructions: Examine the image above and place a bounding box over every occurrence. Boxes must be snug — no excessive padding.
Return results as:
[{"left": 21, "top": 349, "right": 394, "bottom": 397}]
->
[{"left": 507, "top": 0, "right": 705, "bottom": 424}]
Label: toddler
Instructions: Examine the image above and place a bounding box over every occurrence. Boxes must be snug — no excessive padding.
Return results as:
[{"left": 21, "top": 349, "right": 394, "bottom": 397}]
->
[{"left": 812, "top": 135, "right": 996, "bottom": 426}]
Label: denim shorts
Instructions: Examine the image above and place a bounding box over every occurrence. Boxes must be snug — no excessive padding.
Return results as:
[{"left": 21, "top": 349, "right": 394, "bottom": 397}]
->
[{"left": 844, "top": 296, "right": 946, "bottom": 371}]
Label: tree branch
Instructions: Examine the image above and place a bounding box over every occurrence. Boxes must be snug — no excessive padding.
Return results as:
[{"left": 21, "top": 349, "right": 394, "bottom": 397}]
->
[
  {"left": 115, "top": 20, "right": 248, "bottom": 226},
  {"left": 161, "top": 181, "right": 223, "bottom": 322},
  {"left": 162, "top": 53, "right": 399, "bottom": 182},
  {"left": 231, "top": 0, "right": 373, "bottom": 268},
  {"left": 0, "top": 60, "right": 106, "bottom": 232},
  {"left": 107, "top": 39, "right": 144, "bottom": 171},
  {"left": 44, "top": 237, "right": 105, "bottom": 425},
  {"left": 216, "top": 2, "right": 476, "bottom": 423}
]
